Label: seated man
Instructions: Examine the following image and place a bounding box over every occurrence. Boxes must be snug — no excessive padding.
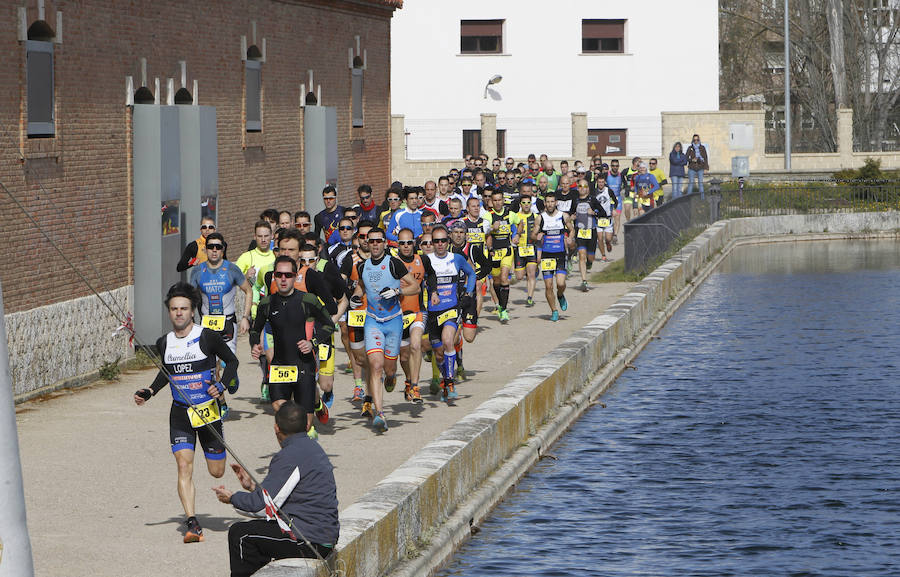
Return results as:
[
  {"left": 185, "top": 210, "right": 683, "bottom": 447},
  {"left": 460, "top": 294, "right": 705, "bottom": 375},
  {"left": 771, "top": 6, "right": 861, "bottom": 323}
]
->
[{"left": 213, "top": 401, "right": 339, "bottom": 577}]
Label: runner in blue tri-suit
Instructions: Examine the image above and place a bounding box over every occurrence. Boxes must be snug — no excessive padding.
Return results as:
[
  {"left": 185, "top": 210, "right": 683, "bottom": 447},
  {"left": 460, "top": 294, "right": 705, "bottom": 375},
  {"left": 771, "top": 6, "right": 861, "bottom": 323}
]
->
[
  {"left": 426, "top": 224, "right": 476, "bottom": 402},
  {"left": 350, "top": 227, "right": 420, "bottom": 431}
]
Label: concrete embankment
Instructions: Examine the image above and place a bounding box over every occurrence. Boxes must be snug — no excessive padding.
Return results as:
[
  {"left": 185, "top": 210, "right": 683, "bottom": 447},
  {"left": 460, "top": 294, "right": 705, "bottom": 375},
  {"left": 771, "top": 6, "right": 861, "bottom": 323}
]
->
[{"left": 259, "top": 211, "right": 900, "bottom": 577}]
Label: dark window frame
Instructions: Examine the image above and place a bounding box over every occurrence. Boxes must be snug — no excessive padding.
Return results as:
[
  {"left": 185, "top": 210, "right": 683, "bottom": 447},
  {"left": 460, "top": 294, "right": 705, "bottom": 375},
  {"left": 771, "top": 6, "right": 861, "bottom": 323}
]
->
[
  {"left": 496, "top": 129, "right": 506, "bottom": 159},
  {"left": 463, "top": 129, "right": 481, "bottom": 157},
  {"left": 581, "top": 19, "right": 625, "bottom": 54},
  {"left": 245, "top": 59, "right": 262, "bottom": 132},
  {"left": 26, "top": 39, "right": 55, "bottom": 138},
  {"left": 460, "top": 20, "right": 504, "bottom": 54}
]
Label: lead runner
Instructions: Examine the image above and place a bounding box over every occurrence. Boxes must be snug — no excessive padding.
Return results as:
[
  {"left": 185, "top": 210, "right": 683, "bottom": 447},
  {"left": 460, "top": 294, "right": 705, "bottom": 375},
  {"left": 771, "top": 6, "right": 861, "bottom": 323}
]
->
[{"left": 133, "top": 281, "right": 238, "bottom": 543}]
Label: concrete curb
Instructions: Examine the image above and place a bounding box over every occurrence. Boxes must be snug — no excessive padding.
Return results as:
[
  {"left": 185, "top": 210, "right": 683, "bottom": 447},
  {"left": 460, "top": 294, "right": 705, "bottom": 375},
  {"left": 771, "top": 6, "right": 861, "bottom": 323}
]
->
[{"left": 258, "top": 212, "right": 899, "bottom": 577}]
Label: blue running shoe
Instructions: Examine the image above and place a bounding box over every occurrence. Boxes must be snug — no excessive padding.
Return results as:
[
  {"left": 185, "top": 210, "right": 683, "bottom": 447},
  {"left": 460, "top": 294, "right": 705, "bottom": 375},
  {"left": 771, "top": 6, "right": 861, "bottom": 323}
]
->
[
  {"left": 445, "top": 381, "right": 458, "bottom": 401},
  {"left": 322, "top": 390, "right": 334, "bottom": 409},
  {"left": 373, "top": 412, "right": 388, "bottom": 431},
  {"left": 558, "top": 294, "right": 568, "bottom": 311},
  {"left": 550, "top": 310, "right": 559, "bottom": 322}
]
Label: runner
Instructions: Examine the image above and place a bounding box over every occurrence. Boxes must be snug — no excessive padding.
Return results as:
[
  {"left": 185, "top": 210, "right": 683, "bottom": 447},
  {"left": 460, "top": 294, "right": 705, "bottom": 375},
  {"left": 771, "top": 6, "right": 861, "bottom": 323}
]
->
[
  {"left": 177, "top": 216, "right": 217, "bottom": 272},
  {"left": 350, "top": 227, "right": 420, "bottom": 431},
  {"left": 487, "top": 189, "right": 520, "bottom": 322},
  {"left": 379, "top": 189, "right": 402, "bottom": 232},
  {"left": 605, "top": 160, "right": 625, "bottom": 244},
  {"left": 593, "top": 176, "right": 617, "bottom": 263},
  {"left": 356, "top": 184, "right": 380, "bottom": 223},
  {"left": 462, "top": 197, "right": 492, "bottom": 318},
  {"left": 314, "top": 185, "right": 345, "bottom": 245},
  {"left": 532, "top": 191, "right": 575, "bottom": 322},
  {"left": 249, "top": 256, "right": 335, "bottom": 436},
  {"left": 133, "top": 282, "right": 237, "bottom": 544},
  {"left": 633, "top": 162, "right": 661, "bottom": 215},
  {"left": 513, "top": 193, "right": 539, "bottom": 308},
  {"left": 396, "top": 228, "right": 436, "bottom": 404},
  {"left": 426, "top": 224, "right": 475, "bottom": 402},
  {"left": 623, "top": 157, "right": 641, "bottom": 221},
  {"left": 189, "top": 232, "right": 252, "bottom": 406},
  {"left": 569, "top": 179, "right": 607, "bottom": 291},
  {"left": 346, "top": 221, "right": 374, "bottom": 403}
]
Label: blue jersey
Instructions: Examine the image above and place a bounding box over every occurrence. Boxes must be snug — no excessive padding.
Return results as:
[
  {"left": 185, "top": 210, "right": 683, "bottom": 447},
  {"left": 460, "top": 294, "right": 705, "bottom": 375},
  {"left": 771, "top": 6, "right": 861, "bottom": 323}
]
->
[
  {"left": 161, "top": 325, "right": 217, "bottom": 406},
  {"left": 540, "top": 211, "right": 567, "bottom": 254},
  {"left": 359, "top": 255, "right": 408, "bottom": 321},
  {"left": 633, "top": 173, "right": 660, "bottom": 196},
  {"left": 190, "top": 260, "right": 246, "bottom": 316},
  {"left": 426, "top": 252, "right": 475, "bottom": 311}
]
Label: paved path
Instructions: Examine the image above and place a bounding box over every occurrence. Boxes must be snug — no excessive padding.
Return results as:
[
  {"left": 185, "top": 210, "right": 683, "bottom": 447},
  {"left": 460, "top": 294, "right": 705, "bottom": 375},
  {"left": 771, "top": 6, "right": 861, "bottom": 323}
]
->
[{"left": 17, "top": 246, "right": 633, "bottom": 577}]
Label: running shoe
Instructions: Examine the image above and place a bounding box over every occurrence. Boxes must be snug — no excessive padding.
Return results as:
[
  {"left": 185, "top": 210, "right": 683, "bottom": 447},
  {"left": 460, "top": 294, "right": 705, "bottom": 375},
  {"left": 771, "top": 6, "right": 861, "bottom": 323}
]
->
[
  {"left": 526, "top": 297, "right": 534, "bottom": 308},
  {"left": 601, "top": 256, "right": 609, "bottom": 263},
  {"left": 606, "top": 239, "right": 613, "bottom": 252},
  {"left": 373, "top": 412, "right": 388, "bottom": 431},
  {"left": 351, "top": 385, "right": 365, "bottom": 403},
  {"left": 307, "top": 426, "right": 319, "bottom": 440},
  {"left": 612, "top": 234, "right": 618, "bottom": 246},
  {"left": 314, "top": 400, "right": 329, "bottom": 425},
  {"left": 218, "top": 399, "right": 230, "bottom": 420},
  {"left": 260, "top": 382, "right": 270, "bottom": 403},
  {"left": 322, "top": 390, "right": 334, "bottom": 409},
  {"left": 184, "top": 517, "right": 204, "bottom": 543},
  {"left": 457, "top": 365, "right": 467, "bottom": 381},
  {"left": 499, "top": 308, "right": 510, "bottom": 322},
  {"left": 558, "top": 295, "right": 568, "bottom": 311},
  {"left": 580, "top": 281, "right": 589, "bottom": 293},
  {"left": 444, "top": 381, "right": 458, "bottom": 401},
  {"left": 342, "top": 365, "right": 353, "bottom": 374},
  {"left": 384, "top": 374, "right": 396, "bottom": 393},
  {"left": 550, "top": 310, "right": 559, "bottom": 322},
  {"left": 405, "top": 383, "right": 423, "bottom": 404},
  {"left": 361, "top": 401, "right": 374, "bottom": 419},
  {"left": 430, "top": 377, "right": 441, "bottom": 395}
]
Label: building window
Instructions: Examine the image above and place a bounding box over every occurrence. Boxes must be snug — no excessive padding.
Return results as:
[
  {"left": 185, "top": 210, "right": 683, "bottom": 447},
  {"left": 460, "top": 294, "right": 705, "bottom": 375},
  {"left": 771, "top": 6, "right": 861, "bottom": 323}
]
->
[
  {"left": 582, "top": 19, "right": 625, "bottom": 54},
  {"left": 26, "top": 19, "right": 56, "bottom": 138},
  {"left": 245, "top": 45, "right": 262, "bottom": 132},
  {"left": 352, "top": 56, "right": 364, "bottom": 128},
  {"left": 461, "top": 20, "right": 503, "bottom": 54},
  {"left": 496, "top": 129, "right": 506, "bottom": 159},
  {"left": 463, "top": 129, "right": 481, "bottom": 157}
]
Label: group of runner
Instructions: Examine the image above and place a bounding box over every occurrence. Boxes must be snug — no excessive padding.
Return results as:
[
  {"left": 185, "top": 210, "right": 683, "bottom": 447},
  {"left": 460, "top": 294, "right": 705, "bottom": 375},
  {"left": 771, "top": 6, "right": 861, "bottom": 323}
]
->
[{"left": 135, "top": 152, "right": 655, "bottom": 545}]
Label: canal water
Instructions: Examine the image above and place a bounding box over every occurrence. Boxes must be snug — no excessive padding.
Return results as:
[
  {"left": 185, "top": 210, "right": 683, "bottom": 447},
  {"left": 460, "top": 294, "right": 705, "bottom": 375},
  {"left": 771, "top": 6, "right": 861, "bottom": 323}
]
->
[{"left": 439, "top": 240, "right": 900, "bottom": 577}]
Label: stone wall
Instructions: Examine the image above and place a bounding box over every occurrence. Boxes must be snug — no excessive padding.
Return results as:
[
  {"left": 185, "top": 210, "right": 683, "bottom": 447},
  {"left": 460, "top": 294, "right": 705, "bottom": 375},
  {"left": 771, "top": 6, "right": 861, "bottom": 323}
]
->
[
  {"left": 256, "top": 210, "right": 899, "bottom": 577},
  {"left": 6, "top": 285, "right": 133, "bottom": 399}
]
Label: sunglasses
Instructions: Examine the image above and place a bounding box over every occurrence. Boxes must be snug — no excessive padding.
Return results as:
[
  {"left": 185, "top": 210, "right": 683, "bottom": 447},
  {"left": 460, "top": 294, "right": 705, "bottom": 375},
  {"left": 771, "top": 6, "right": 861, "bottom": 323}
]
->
[
  {"left": 650, "top": 162, "right": 657, "bottom": 165},
  {"left": 357, "top": 234, "right": 368, "bottom": 240},
  {"left": 298, "top": 257, "right": 317, "bottom": 264},
  {"left": 398, "top": 240, "right": 415, "bottom": 246},
  {"left": 578, "top": 185, "right": 589, "bottom": 189},
  {"left": 323, "top": 196, "right": 337, "bottom": 201},
  {"left": 368, "top": 237, "right": 385, "bottom": 244},
  {"left": 432, "top": 237, "right": 449, "bottom": 244},
  {"left": 200, "top": 224, "right": 216, "bottom": 230},
  {"left": 419, "top": 240, "right": 433, "bottom": 246},
  {"left": 388, "top": 198, "right": 401, "bottom": 202},
  {"left": 360, "top": 194, "right": 372, "bottom": 201},
  {"left": 339, "top": 226, "right": 355, "bottom": 231},
  {"left": 206, "top": 243, "right": 224, "bottom": 250},
  {"left": 273, "top": 271, "right": 295, "bottom": 279},
  {"left": 295, "top": 222, "right": 310, "bottom": 227}
]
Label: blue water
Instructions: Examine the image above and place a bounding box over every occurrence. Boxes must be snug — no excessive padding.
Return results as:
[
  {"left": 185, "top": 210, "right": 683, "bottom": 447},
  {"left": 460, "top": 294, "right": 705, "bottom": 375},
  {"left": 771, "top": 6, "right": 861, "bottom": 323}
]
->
[{"left": 440, "top": 240, "right": 900, "bottom": 577}]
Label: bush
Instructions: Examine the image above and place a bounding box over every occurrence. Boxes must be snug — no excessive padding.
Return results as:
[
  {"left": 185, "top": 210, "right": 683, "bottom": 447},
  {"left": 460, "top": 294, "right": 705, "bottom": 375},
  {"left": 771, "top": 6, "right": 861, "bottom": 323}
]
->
[{"left": 833, "top": 157, "right": 884, "bottom": 181}]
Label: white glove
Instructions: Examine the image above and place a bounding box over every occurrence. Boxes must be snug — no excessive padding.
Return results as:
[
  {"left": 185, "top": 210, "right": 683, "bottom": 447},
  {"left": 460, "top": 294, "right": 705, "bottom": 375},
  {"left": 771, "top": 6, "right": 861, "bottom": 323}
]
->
[{"left": 379, "top": 287, "right": 401, "bottom": 300}]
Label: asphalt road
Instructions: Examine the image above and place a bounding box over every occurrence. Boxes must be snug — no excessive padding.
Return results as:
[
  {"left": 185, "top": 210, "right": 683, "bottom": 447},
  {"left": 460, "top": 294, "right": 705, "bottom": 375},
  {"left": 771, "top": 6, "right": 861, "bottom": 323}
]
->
[{"left": 17, "top": 247, "right": 633, "bottom": 577}]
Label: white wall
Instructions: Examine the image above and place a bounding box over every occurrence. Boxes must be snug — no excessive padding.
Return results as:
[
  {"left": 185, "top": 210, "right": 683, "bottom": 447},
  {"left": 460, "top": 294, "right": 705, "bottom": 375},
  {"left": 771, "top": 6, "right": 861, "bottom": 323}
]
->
[{"left": 391, "top": 0, "right": 718, "bottom": 160}]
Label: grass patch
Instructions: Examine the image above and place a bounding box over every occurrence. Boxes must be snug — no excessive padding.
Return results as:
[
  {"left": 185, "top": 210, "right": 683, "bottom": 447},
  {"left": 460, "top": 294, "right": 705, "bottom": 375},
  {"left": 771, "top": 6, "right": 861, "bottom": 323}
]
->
[
  {"left": 98, "top": 357, "right": 122, "bottom": 381},
  {"left": 124, "top": 347, "right": 156, "bottom": 371},
  {"left": 591, "top": 226, "right": 706, "bottom": 283}
]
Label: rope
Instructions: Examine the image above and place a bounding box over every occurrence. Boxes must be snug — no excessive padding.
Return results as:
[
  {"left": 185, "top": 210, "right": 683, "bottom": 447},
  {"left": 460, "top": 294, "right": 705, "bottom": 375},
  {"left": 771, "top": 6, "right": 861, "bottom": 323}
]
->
[{"left": 0, "top": 125, "right": 338, "bottom": 573}]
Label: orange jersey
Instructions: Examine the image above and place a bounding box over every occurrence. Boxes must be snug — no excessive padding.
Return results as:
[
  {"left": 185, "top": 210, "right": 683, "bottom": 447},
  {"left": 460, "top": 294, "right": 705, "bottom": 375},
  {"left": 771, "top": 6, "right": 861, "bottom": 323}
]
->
[
  {"left": 400, "top": 254, "right": 425, "bottom": 313},
  {"left": 348, "top": 251, "right": 367, "bottom": 310}
]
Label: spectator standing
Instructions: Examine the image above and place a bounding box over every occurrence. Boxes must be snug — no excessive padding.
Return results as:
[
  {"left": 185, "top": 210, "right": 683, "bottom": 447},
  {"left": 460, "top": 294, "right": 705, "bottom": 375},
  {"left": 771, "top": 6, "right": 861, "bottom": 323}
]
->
[
  {"left": 686, "top": 134, "right": 709, "bottom": 199},
  {"left": 668, "top": 142, "right": 688, "bottom": 199}
]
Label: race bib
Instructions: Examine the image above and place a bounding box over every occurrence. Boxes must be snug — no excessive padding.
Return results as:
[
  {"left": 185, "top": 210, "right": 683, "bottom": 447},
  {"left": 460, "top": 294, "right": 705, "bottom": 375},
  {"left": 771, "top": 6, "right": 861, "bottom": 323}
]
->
[
  {"left": 466, "top": 231, "right": 485, "bottom": 244},
  {"left": 188, "top": 399, "right": 221, "bottom": 429},
  {"left": 540, "top": 258, "right": 557, "bottom": 272},
  {"left": 318, "top": 344, "right": 332, "bottom": 362},
  {"left": 201, "top": 315, "right": 226, "bottom": 331},
  {"left": 498, "top": 223, "right": 511, "bottom": 235},
  {"left": 577, "top": 228, "right": 593, "bottom": 239},
  {"left": 518, "top": 245, "right": 535, "bottom": 257},
  {"left": 403, "top": 313, "right": 416, "bottom": 329},
  {"left": 438, "top": 309, "right": 458, "bottom": 325},
  {"left": 597, "top": 218, "right": 611, "bottom": 228},
  {"left": 348, "top": 310, "right": 367, "bottom": 327},
  {"left": 269, "top": 365, "right": 298, "bottom": 384},
  {"left": 492, "top": 248, "right": 509, "bottom": 260}
]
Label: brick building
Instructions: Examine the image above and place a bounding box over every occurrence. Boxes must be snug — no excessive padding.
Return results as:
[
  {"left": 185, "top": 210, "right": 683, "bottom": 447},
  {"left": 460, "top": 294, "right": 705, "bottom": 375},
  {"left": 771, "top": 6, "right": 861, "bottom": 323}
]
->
[{"left": 1, "top": 0, "right": 401, "bottom": 396}]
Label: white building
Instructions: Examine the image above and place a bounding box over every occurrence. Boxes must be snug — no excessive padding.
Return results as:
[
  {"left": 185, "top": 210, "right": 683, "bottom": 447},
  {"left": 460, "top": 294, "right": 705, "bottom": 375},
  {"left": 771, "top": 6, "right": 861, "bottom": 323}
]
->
[{"left": 391, "top": 0, "right": 719, "bottom": 162}]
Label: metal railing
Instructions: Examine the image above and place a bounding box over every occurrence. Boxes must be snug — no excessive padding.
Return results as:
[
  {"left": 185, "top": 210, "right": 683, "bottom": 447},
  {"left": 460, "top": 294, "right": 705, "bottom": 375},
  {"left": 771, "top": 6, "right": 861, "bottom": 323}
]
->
[
  {"left": 717, "top": 179, "right": 900, "bottom": 218},
  {"left": 624, "top": 193, "right": 710, "bottom": 274}
]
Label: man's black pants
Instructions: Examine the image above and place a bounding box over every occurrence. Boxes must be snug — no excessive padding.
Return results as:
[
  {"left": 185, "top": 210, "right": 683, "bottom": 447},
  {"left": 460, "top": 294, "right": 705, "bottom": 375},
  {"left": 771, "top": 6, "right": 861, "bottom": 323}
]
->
[{"left": 228, "top": 519, "right": 333, "bottom": 576}]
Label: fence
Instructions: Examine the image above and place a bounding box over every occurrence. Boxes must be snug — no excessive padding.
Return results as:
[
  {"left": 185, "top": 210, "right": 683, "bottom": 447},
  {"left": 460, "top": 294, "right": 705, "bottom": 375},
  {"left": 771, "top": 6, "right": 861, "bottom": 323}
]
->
[
  {"left": 624, "top": 193, "right": 711, "bottom": 274},
  {"left": 717, "top": 179, "right": 900, "bottom": 218}
]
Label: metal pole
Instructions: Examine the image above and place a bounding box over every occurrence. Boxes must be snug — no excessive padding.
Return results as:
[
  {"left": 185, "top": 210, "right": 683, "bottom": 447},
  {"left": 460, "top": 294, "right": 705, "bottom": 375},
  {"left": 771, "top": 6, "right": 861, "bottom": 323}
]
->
[
  {"left": 784, "top": 0, "right": 792, "bottom": 170},
  {"left": 0, "top": 279, "right": 35, "bottom": 577}
]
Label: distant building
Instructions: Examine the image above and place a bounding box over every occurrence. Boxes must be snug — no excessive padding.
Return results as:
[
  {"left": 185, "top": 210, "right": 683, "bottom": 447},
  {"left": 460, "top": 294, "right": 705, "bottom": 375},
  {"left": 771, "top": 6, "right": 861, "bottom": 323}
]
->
[
  {"left": 1, "top": 0, "right": 401, "bottom": 397},
  {"left": 391, "top": 0, "right": 718, "bottom": 162}
]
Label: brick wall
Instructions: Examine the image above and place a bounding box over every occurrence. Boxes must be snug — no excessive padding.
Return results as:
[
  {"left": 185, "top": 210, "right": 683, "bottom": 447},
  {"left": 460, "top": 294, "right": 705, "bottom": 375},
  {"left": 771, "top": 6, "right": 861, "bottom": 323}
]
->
[{"left": 0, "top": 0, "right": 396, "bottom": 314}]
